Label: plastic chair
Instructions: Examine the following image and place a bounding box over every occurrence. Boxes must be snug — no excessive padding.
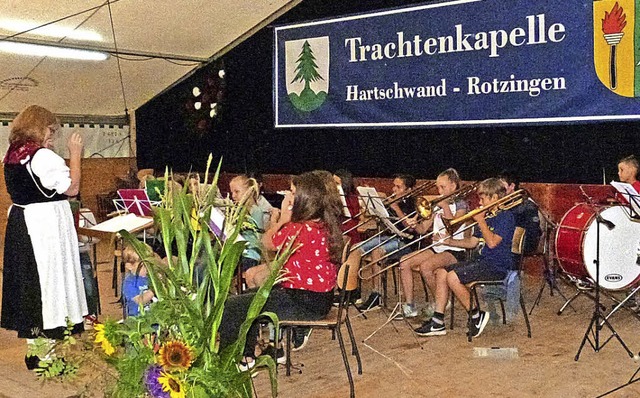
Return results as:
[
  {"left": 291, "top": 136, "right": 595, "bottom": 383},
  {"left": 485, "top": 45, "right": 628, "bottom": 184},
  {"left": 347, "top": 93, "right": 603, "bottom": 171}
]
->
[
  {"left": 280, "top": 239, "right": 362, "bottom": 398},
  {"left": 466, "top": 226, "right": 532, "bottom": 342}
]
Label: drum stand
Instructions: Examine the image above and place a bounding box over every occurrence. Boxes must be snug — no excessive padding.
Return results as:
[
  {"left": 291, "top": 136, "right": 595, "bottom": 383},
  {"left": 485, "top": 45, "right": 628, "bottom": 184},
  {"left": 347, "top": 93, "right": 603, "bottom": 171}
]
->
[{"left": 574, "top": 205, "right": 633, "bottom": 361}]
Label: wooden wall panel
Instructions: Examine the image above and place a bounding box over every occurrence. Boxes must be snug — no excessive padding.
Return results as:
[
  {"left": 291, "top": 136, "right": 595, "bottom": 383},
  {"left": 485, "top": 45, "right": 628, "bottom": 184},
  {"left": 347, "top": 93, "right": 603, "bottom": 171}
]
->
[
  {"left": 0, "top": 166, "right": 620, "bottom": 280},
  {"left": 219, "top": 172, "right": 620, "bottom": 277}
]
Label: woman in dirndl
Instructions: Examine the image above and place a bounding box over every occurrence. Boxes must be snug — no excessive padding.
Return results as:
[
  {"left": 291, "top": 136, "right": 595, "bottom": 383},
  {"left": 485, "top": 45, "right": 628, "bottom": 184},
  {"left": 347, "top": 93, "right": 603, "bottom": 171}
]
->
[{"left": 0, "top": 105, "right": 87, "bottom": 368}]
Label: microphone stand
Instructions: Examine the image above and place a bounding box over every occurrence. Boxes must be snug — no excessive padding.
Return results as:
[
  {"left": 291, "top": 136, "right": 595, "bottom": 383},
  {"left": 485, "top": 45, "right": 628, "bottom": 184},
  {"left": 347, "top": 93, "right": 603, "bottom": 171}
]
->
[{"left": 574, "top": 193, "right": 633, "bottom": 361}]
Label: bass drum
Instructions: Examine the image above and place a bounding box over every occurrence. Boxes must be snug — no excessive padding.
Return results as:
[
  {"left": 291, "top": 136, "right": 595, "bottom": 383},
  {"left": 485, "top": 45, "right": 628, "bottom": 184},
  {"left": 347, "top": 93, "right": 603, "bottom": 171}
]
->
[{"left": 555, "top": 204, "right": 640, "bottom": 290}]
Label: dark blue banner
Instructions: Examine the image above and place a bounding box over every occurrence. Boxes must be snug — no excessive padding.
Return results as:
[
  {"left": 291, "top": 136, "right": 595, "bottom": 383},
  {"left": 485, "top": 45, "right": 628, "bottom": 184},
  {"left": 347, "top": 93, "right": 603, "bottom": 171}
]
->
[{"left": 274, "top": 0, "right": 640, "bottom": 128}]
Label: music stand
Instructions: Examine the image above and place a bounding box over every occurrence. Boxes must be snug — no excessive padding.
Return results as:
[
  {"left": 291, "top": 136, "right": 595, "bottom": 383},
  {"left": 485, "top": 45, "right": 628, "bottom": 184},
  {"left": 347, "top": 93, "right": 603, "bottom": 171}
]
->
[
  {"left": 356, "top": 186, "right": 389, "bottom": 220},
  {"left": 574, "top": 202, "right": 633, "bottom": 361},
  {"left": 610, "top": 181, "right": 640, "bottom": 219},
  {"left": 594, "top": 187, "right": 640, "bottom": 396},
  {"left": 84, "top": 212, "right": 155, "bottom": 298},
  {"left": 353, "top": 189, "right": 424, "bottom": 351},
  {"left": 117, "top": 189, "right": 154, "bottom": 217},
  {"left": 145, "top": 179, "right": 165, "bottom": 202},
  {"left": 529, "top": 209, "right": 574, "bottom": 315}
]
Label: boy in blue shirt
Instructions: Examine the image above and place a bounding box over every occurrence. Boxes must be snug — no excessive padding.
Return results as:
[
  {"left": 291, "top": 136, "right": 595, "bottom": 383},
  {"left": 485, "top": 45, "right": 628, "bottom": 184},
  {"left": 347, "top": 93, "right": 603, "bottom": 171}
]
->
[
  {"left": 414, "top": 178, "right": 516, "bottom": 338},
  {"left": 122, "top": 245, "right": 156, "bottom": 317}
]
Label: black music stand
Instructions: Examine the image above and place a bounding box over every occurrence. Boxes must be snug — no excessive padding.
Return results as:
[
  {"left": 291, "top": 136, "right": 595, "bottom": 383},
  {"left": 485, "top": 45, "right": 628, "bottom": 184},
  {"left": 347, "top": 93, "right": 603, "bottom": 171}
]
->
[
  {"left": 574, "top": 203, "right": 633, "bottom": 361},
  {"left": 596, "top": 366, "right": 640, "bottom": 397},
  {"left": 594, "top": 190, "right": 640, "bottom": 396},
  {"left": 529, "top": 210, "right": 573, "bottom": 315}
]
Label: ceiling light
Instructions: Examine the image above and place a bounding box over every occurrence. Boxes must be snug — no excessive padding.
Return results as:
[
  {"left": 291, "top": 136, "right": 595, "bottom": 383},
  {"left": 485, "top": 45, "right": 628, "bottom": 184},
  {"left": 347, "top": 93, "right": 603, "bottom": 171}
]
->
[
  {"left": 194, "top": 101, "right": 202, "bottom": 110},
  {"left": 0, "top": 41, "right": 108, "bottom": 61},
  {"left": 192, "top": 87, "right": 201, "bottom": 97},
  {"left": 0, "top": 19, "right": 103, "bottom": 41},
  {"left": 218, "top": 70, "right": 225, "bottom": 78}
]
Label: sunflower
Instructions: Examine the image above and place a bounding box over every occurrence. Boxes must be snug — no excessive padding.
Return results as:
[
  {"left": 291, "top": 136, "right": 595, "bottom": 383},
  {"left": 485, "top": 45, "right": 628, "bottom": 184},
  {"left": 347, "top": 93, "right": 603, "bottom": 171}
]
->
[
  {"left": 158, "top": 372, "right": 186, "bottom": 398},
  {"left": 93, "top": 323, "right": 116, "bottom": 356},
  {"left": 158, "top": 341, "right": 195, "bottom": 371},
  {"left": 144, "top": 364, "right": 170, "bottom": 398}
]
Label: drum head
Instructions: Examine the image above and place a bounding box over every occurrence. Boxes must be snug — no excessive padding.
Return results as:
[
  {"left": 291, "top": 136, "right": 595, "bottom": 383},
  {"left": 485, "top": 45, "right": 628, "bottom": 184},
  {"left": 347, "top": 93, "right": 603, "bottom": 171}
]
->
[{"left": 583, "top": 206, "right": 640, "bottom": 290}]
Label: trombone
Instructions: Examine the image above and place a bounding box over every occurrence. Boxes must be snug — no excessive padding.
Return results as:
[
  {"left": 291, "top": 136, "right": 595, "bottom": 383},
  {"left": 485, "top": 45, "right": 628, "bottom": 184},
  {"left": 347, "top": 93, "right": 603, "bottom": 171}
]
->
[
  {"left": 416, "top": 182, "right": 479, "bottom": 220},
  {"left": 357, "top": 182, "right": 479, "bottom": 270},
  {"left": 360, "top": 189, "right": 527, "bottom": 280},
  {"left": 350, "top": 211, "right": 415, "bottom": 256},
  {"left": 342, "top": 180, "right": 436, "bottom": 229},
  {"left": 442, "top": 189, "right": 527, "bottom": 235}
]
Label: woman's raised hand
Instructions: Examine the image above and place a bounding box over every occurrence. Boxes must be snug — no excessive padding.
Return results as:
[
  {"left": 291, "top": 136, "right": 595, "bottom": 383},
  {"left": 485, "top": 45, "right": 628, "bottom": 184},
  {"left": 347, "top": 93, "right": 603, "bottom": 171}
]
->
[{"left": 67, "top": 132, "right": 84, "bottom": 158}]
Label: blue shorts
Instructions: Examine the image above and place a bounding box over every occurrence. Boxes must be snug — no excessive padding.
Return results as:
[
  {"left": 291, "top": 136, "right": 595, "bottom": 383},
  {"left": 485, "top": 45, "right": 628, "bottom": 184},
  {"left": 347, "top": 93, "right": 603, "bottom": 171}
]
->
[
  {"left": 358, "top": 235, "right": 404, "bottom": 257},
  {"left": 445, "top": 260, "right": 508, "bottom": 285}
]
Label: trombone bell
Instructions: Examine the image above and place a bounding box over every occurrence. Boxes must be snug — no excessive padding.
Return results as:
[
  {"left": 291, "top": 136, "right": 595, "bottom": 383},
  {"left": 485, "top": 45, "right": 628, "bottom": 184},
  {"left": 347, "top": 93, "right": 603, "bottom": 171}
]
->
[{"left": 442, "top": 189, "right": 527, "bottom": 235}]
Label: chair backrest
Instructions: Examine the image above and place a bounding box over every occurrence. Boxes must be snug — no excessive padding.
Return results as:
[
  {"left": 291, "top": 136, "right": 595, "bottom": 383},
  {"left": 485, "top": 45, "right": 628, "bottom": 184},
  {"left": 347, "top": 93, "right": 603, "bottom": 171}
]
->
[
  {"left": 337, "top": 238, "right": 359, "bottom": 292},
  {"left": 511, "top": 226, "right": 526, "bottom": 256}
]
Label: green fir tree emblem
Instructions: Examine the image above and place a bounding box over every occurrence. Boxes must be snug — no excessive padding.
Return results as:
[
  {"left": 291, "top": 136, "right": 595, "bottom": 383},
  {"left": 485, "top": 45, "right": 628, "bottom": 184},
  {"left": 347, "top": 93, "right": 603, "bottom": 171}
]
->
[{"left": 288, "top": 40, "right": 328, "bottom": 112}]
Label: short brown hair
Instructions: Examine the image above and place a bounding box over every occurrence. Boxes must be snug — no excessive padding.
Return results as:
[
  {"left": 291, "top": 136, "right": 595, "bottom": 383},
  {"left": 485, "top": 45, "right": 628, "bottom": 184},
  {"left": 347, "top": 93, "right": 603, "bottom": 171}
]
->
[
  {"left": 9, "top": 105, "right": 58, "bottom": 145},
  {"left": 619, "top": 155, "right": 639, "bottom": 178},
  {"left": 478, "top": 178, "right": 507, "bottom": 199}
]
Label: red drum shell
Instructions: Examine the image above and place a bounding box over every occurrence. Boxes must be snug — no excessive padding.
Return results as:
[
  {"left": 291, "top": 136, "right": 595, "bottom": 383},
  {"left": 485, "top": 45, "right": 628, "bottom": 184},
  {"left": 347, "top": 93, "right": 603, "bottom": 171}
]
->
[{"left": 555, "top": 204, "right": 640, "bottom": 290}]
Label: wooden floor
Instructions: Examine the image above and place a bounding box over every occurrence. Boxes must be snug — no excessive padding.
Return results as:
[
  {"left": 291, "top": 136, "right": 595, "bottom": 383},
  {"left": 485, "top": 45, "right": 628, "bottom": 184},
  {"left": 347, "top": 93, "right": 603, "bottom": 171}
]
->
[{"left": 2, "top": 240, "right": 640, "bottom": 397}]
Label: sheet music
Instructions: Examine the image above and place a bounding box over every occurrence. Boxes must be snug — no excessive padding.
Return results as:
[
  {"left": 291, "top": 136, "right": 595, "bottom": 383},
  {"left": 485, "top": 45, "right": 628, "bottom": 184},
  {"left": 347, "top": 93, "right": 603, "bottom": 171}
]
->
[
  {"left": 208, "top": 206, "right": 246, "bottom": 243},
  {"left": 89, "top": 213, "right": 154, "bottom": 233},
  {"left": 356, "top": 186, "right": 390, "bottom": 219},
  {"left": 208, "top": 206, "right": 226, "bottom": 238},
  {"left": 336, "top": 184, "right": 352, "bottom": 218},
  {"left": 610, "top": 181, "right": 640, "bottom": 217}
]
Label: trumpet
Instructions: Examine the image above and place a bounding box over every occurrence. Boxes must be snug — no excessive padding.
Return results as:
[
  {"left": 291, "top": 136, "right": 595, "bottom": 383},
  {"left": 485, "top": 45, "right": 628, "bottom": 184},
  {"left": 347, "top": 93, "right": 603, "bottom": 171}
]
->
[
  {"left": 360, "top": 189, "right": 527, "bottom": 281},
  {"left": 442, "top": 189, "right": 527, "bottom": 235},
  {"left": 416, "top": 182, "right": 479, "bottom": 219}
]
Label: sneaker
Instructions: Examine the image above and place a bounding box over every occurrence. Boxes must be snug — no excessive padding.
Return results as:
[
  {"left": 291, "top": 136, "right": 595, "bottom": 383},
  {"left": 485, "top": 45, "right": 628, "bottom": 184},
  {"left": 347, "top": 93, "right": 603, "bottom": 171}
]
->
[
  {"left": 333, "top": 288, "right": 362, "bottom": 307},
  {"left": 24, "top": 355, "right": 40, "bottom": 370},
  {"left": 468, "top": 311, "right": 490, "bottom": 338},
  {"left": 262, "top": 345, "right": 286, "bottom": 365},
  {"left": 414, "top": 320, "right": 446, "bottom": 337},
  {"left": 237, "top": 357, "right": 256, "bottom": 372},
  {"left": 357, "top": 292, "right": 382, "bottom": 311},
  {"left": 292, "top": 328, "right": 313, "bottom": 352},
  {"left": 402, "top": 303, "right": 418, "bottom": 318}
]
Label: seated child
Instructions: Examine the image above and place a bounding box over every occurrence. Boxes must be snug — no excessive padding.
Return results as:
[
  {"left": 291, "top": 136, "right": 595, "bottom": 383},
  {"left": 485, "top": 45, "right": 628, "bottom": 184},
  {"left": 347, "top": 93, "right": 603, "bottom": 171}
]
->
[
  {"left": 229, "top": 175, "right": 266, "bottom": 289},
  {"left": 122, "top": 244, "right": 157, "bottom": 317},
  {"left": 413, "top": 178, "right": 516, "bottom": 338}
]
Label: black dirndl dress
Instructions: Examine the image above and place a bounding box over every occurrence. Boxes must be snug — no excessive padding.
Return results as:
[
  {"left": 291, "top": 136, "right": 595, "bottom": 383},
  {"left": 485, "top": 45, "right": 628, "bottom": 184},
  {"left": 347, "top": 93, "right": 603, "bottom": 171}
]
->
[{"left": 1, "top": 145, "right": 86, "bottom": 339}]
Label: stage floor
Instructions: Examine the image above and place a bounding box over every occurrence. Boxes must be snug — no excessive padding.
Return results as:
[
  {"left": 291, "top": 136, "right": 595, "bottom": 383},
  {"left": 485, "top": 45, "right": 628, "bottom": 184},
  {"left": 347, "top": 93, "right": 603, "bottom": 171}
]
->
[{"left": 1, "top": 241, "right": 640, "bottom": 397}]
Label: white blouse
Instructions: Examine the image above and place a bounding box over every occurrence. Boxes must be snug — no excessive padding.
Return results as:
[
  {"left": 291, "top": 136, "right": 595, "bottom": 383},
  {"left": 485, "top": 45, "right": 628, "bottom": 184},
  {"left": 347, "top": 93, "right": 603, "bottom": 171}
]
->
[{"left": 30, "top": 148, "right": 72, "bottom": 195}]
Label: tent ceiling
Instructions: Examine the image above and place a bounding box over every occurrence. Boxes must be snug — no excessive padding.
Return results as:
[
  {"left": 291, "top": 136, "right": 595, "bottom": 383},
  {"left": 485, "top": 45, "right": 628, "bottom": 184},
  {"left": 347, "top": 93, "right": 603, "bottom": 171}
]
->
[{"left": 0, "top": 0, "right": 300, "bottom": 120}]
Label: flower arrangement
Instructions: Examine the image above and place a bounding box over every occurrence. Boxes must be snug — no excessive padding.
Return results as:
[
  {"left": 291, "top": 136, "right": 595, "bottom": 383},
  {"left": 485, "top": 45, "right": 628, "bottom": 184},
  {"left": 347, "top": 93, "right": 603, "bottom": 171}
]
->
[{"left": 29, "top": 156, "right": 293, "bottom": 397}]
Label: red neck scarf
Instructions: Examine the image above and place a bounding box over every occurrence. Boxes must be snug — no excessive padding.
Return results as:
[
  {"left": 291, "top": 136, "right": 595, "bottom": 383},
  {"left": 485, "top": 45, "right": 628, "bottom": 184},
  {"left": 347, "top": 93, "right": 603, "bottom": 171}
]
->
[{"left": 3, "top": 141, "right": 42, "bottom": 165}]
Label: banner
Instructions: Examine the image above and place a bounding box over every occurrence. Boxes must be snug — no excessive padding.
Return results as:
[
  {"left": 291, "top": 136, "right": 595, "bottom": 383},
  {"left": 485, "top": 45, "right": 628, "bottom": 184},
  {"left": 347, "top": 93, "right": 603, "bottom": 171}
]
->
[
  {"left": 0, "top": 122, "right": 130, "bottom": 158},
  {"left": 274, "top": 0, "right": 640, "bottom": 128}
]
